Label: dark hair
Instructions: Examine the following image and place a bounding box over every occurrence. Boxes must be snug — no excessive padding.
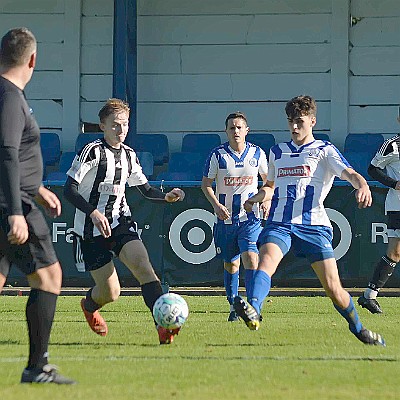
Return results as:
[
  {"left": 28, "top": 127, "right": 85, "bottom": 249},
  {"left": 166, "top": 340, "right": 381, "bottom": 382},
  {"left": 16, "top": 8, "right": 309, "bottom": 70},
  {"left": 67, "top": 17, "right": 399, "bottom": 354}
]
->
[
  {"left": 285, "top": 95, "right": 317, "bottom": 119},
  {"left": 98, "top": 98, "right": 130, "bottom": 122},
  {"left": 0, "top": 27, "right": 36, "bottom": 68},
  {"left": 225, "top": 111, "right": 248, "bottom": 129}
]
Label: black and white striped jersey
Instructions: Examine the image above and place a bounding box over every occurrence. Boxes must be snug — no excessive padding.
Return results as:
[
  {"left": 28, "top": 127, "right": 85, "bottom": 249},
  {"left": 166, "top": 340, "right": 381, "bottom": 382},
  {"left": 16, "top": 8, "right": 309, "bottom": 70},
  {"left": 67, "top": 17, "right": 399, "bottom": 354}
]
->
[
  {"left": 66, "top": 138, "right": 147, "bottom": 238},
  {"left": 371, "top": 134, "right": 400, "bottom": 212}
]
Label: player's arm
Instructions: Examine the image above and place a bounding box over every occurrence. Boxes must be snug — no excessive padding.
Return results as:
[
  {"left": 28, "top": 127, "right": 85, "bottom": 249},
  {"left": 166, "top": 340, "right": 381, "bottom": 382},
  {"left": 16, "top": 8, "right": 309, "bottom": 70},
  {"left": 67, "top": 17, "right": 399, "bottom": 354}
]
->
[
  {"left": 0, "top": 94, "right": 28, "bottom": 244},
  {"left": 201, "top": 176, "right": 230, "bottom": 220},
  {"left": 259, "top": 173, "right": 271, "bottom": 217},
  {"left": 34, "top": 185, "right": 61, "bottom": 218},
  {"left": 244, "top": 180, "right": 275, "bottom": 213},
  {"left": 136, "top": 183, "right": 185, "bottom": 202},
  {"left": 340, "top": 168, "right": 372, "bottom": 208},
  {"left": 64, "top": 176, "right": 112, "bottom": 237},
  {"left": 368, "top": 164, "right": 400, "bottom": 190}
]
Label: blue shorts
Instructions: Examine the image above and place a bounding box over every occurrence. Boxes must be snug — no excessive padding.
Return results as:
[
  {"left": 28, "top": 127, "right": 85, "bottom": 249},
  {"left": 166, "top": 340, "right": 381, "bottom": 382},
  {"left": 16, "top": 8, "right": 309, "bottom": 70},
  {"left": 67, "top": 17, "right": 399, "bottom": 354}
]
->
[
  {"left": 213, "top": 218, "right": 262, "bottom": 263},
  {"left": 258, "top": 222, "right": 334, "bottom": 263}
]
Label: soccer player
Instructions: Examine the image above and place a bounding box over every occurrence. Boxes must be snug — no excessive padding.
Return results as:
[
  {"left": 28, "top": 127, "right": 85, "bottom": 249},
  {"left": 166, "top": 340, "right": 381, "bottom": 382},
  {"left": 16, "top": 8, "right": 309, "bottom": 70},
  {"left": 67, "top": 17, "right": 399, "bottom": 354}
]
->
[
  {"left": 358, "top": 123, "right": 400, "bottom": 314},
  {"left": 0, "top": 28, "right": 76, "bottom": 384},
  {"left": 202, "top": 112, "right": 268, "bottom": 321},
  {"left": 233, "top": 95, "right": 385, "bottom": 346},
  {"left": 64, "top": 98, "right": 185, "bottom": 344}
]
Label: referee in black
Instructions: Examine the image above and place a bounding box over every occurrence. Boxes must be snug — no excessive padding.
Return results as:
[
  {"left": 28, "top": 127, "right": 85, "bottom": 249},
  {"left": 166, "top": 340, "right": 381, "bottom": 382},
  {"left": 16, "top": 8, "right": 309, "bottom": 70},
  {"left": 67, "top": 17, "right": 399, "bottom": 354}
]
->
[{"left": 0, "top": 28, "right": 75, "bottom": 384}]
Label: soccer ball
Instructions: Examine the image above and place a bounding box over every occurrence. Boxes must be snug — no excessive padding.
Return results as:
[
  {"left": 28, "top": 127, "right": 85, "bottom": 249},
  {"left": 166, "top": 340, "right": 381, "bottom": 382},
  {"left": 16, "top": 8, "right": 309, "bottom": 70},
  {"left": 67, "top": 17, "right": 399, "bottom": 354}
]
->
[{"left": 153, "top": 293, "right": 189, "bottom": 329}]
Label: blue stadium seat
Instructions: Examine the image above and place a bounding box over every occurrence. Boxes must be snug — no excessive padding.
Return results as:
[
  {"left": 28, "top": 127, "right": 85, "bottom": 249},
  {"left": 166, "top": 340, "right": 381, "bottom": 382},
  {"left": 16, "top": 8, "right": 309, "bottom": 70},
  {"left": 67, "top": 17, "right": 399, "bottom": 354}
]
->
[
  {"left": 314, "top": 133, "right": 331, "bottom": 142},
  {"left": 246, "top": 133, "right": 275, "bottom": 157},
  {"left": 156, "top": 171, "right": 198, "bottom": 181},
  {"left": 75, "top": 133, "right": 103, "bottom": 153},
  {"left": 132, "top": 134, "right": 169, "bottom": 166},
  {"left": 181, "top": 133, "right": 221, "bottom": 157},
  {"left": 46, "top": 151, "right": 76, "bottom": 183},
  {"left": 136, "top": 151, "right": 154, "bottom": 178},
  {"left": 344, "top": 134, "right": 384, "bottom": 159},
  {"left": 40, "top": 132, "right": 61, "bottom": 167},
  {"left": 343, "top": 151, "right": 373, "bottom": 180},
  {"left": 167, "top": 152, "right": 204, "bottom": 180}
]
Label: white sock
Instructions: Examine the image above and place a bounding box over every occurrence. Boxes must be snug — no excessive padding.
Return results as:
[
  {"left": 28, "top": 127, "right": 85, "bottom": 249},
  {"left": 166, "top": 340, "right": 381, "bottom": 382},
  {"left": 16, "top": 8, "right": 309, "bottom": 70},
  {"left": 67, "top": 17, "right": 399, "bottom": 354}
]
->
[{"left": 364, "top": 288, "right": 378, "bottom": 300}]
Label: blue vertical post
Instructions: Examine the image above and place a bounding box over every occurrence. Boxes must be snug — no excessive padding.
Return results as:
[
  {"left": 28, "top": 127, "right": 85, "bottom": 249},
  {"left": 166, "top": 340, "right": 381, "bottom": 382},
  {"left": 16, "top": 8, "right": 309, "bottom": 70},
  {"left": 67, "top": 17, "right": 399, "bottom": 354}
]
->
[{"left": 113, "top": 0, "right": 137, "bottom": 147}]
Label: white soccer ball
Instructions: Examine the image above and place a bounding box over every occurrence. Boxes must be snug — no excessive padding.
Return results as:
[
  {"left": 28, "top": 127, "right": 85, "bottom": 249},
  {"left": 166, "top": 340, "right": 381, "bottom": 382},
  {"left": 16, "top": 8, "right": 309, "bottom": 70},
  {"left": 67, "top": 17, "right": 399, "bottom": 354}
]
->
[{"left": 153, "top": 293, "right": 189, "bottom": 329}]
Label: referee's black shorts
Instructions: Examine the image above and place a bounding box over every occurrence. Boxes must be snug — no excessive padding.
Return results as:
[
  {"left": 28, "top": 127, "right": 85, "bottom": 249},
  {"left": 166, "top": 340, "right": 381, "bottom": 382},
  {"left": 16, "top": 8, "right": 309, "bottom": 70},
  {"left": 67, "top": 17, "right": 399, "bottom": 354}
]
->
[{"left": 0, "top": 201, "right": 58, "bottom": 277}]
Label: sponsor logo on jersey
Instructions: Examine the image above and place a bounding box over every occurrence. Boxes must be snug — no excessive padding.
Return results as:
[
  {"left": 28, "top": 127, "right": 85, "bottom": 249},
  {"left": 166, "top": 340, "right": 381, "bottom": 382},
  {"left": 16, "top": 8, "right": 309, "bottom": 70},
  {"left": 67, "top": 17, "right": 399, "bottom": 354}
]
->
[
  {"left": 224, "top": 176, "right": 254, "bottom": 186},
  {"left": 235, "top": 161, "right": 244, "bottom": 167},
  {"left": 98, "top": 182, "right": 125, "bottom": 195},
  {"left": 248, "top": 157, "right": 258, "bottom": 167},
  {"left": 277, "top": 165, "right": 311, "bottom": 178}
]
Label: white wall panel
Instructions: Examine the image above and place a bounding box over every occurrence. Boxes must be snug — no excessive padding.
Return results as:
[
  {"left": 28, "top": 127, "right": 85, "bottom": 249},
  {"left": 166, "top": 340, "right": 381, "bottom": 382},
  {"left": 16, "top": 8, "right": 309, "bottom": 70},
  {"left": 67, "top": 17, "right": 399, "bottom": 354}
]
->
[
  {"left": 35, "top": 43, "right": 64, "bottom": 71},
  {"left": 349, "top": 106, "right": 400, "bottom": 134},
  {"left": 232, "top": 73, "right": 331, "bottom": 101},
  {"left": 82, "top": 0, "right": 113, "bottom": 16},
  {"left": 137, "top": 102, "right": 330, "bottom": 133},
  {"left": 81, "top": 75, "right": 113, "bottom": 101},
  {"left": 82, "top": 16, "right": 113, "bottom": 45},
  {"left": 25, "top": 72, "right": 63, "bottom": 99},
  {"left": 248, "top": 14, "right": 331, "bottom": 44},
  {"left": 350, "top": 77, "right": 400, "bottom": 105},
  {"left": 81, "top": 45, "right": 113, "bottom": 74},
  {"left": 29, "top": 100, "right": 63, "bottom": 128},
  {"left": 81, "top": 101, "right": 105, "bottom": 123},
  {"left": 181, "top": 44, "right": 330, "bottom": 74},
  {"left": 138, "top": 46, "right": 182, "bottom": 74},
  {"left": 351, "top": 0, "right": 400, "bottom": 17},
  {"left": 1, "top": 0, "right": 64, "bottom": 13},
  {"left": 350, "top": 17, "right": 400, "bottom": 46},
  {"left": 138, "top": 0, "right": 331, "bottom": 16},
  {"left": 0, "top": 14, "right": 64, "bottom": 42},
  {"left": 350, "top": 47, "right": 400, "bottom": 76},
  {"left": 138, "top": 73, "right": 331, "bottom": 103}
]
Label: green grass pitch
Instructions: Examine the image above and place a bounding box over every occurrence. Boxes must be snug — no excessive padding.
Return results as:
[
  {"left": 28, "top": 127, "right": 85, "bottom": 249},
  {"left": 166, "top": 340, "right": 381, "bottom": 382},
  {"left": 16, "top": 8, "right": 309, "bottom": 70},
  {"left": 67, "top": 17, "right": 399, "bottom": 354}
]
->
[{"left": 0, "top": 295, "right": 398, "bottom": 399}]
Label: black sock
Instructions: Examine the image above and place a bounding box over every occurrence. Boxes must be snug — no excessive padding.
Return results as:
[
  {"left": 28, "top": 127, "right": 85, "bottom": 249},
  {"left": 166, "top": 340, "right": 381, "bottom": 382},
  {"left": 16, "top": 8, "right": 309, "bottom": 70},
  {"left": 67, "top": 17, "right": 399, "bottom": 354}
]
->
[
  {"left": 26, "top": 289, "right": 58, "bottom": 369},
  {"left": 368, "top": 255, "right": 397, "bottom": 291},
  {"left": 141, "top": 280, "right": 163, "bottom": 311},
  {"left": 83, "top": 288, "right": 101, "bottom": 313}
]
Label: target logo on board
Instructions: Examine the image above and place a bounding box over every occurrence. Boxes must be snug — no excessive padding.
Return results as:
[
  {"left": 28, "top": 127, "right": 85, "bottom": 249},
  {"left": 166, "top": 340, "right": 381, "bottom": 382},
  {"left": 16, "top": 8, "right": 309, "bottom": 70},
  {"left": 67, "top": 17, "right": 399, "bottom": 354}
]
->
[{"left": 169, "top": 209, "right": 216, "bottom": 264}]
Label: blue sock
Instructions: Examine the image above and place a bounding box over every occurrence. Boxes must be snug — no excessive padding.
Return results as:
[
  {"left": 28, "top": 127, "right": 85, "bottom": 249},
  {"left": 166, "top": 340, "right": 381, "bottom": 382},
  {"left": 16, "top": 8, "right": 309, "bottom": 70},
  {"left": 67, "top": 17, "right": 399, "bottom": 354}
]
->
[
  {"left": 250, "top": 270, "right": 271, "bottom": 314},
  {"left": 245, "top": 269, "right": 257, "bottom": 300},
  {"left": 224, "top": 270, "right": 239, "bottom": 305},
  {"left": 333, "top": 295, "right": 362, "bottom": 334}
]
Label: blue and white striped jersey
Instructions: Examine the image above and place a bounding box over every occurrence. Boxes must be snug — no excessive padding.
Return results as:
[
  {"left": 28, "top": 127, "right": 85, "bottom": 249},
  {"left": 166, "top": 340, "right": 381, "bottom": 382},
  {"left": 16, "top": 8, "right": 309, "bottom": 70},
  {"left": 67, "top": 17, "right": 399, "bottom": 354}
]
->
[
  {"left": 267, "top": 139, "right": 350, "bottom": 227},
  {"left": 67, "top": 138, "right": 147, "bottom": 238},
  {"left": 203, "top": 142, "right": 268, "bottom": 224},
  {"left": 370, "top": 134, "right": 400, "bottom": 213}
]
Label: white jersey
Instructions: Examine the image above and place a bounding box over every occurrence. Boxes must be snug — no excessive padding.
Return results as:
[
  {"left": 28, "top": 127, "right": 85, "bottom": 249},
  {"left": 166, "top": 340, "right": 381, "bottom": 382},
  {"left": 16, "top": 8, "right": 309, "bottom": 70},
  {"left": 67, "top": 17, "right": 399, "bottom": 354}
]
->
[
  {"left": 370, "top": 134, "right": 400, "bottom": 213},
  {"left": 267, "top": 139, "right": 350, "bottom": 227},
  {"left": 203, "top": 142, "right": 268, "bottom": 224},
  {"left": 67, "top": 138, "right": 148, "bottom": 238}
]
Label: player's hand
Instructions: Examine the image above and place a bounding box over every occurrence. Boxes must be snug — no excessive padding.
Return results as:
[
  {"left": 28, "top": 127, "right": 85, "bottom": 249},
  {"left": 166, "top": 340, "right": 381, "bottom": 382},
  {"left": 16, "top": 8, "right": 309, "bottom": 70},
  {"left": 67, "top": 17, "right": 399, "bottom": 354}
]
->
[
  {"left": 243, "top": 199, "right": 255, "bottom": 213},
  {"left": 165, "top": 188, "right": 185, "bottom": 202},
  {"left": 7, "top": 215, "right": 29, "bottom": 245},
  {"left": 260, "top": 200, "right": 271, "bottom": 217},
  {"left": 35, "top": 186, "right": 62, "bottom": 218},
  {"left": 395, "top": 181, "right": 400, "bottom": 190},
  {"left": 355, "top": 186, "right": 372, "bottom": 208},
  {"left": 90, "top": 209, "right": 112, "bottom": 238},
  {"left": 214, "top": 203, "right": 230, "bottom": 220}
]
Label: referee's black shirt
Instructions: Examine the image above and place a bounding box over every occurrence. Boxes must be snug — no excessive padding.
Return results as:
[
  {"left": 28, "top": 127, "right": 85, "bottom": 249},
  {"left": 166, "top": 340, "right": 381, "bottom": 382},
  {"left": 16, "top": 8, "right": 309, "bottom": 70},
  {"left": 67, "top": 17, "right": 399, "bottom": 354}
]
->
[{"left": 0, "top": 76, "right": 43, "bottom": 215}]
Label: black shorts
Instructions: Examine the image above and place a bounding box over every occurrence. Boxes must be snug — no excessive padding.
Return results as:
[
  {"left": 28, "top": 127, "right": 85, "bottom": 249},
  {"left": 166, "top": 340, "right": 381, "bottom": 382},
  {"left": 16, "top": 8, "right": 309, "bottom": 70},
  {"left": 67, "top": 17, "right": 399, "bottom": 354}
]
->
[
  {"left": 0, "top": 201, "right": 58, "bottom": 277},
  {"left": 387, "top": 211, "right": 400, "bottom": 230},
  {"left": 75, "top": 219, "right": 140, "bottom": 272}
]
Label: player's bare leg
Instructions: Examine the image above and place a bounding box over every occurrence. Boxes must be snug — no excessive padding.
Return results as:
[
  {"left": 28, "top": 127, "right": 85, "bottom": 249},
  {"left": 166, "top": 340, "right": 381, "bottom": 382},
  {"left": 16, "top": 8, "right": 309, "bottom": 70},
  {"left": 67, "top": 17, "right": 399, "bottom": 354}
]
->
[
  {"left": 81, "top": 262, "right": 118, "bottom": 336},
  {"left": 312, "top": 259, "right": 385, "bottom": 346},
  {"left": 119, "top": 240, "right": 176, "bottom": 344}
]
